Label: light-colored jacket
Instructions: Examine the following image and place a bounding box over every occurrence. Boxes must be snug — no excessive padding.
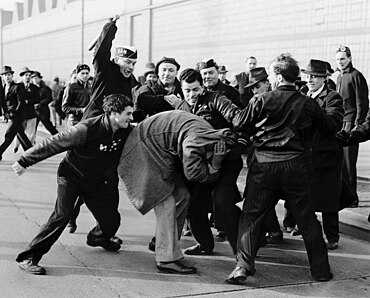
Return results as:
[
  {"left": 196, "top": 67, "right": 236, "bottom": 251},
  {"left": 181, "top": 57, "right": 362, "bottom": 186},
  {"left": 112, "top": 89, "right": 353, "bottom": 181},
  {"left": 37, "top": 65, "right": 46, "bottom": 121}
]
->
[{"left": 118, "top": 110, "right": 236, "bottom": 215}]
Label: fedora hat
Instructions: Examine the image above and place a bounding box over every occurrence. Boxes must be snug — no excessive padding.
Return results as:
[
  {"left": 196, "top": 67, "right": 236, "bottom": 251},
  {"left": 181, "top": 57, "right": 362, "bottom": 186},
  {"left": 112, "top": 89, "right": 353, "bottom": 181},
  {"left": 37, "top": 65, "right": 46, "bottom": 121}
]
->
[
  {"left": 31, "top": 71, "right": 43, "bottom": 79},
  {"left": 302, "top": 60, "right": 327, "bottom": 77},
  {"left": 325, "top": 61, "right": 334, "bottom": 76},
  {"left": 1, "top": 66, "right": 14, "bottom": 75},
  {"left": 19, "top": 66, "right": 34, "bottom": 76},
  {"left": 245, "top": 67, "right": 268, "bottom": 88},
  {"left": 219, "top": 65, "right": 228, "bottom": 73}
]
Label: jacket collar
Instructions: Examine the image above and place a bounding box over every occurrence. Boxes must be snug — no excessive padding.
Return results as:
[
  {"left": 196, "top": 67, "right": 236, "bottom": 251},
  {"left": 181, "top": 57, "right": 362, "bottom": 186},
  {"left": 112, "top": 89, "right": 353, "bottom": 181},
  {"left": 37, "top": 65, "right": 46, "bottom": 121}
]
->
[
  {"left": 276, "top": 84, "right": 296, "bottom": 91},
  {"left": 341, "top": 62, "right": 354, "bottom": 74}
]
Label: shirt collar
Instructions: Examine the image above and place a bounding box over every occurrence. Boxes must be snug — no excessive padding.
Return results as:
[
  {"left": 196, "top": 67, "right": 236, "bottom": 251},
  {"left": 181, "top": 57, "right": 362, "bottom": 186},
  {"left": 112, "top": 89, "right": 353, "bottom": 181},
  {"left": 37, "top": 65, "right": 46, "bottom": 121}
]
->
[{"left": 309, "top": 83, "right": 325, "bottom": 99}]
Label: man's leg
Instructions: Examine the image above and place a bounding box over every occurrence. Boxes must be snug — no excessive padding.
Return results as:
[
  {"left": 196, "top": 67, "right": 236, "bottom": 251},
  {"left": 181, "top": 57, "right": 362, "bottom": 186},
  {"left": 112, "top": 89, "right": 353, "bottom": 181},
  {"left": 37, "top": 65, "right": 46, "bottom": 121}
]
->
[
  {"left": 173, "top": 175, "right": 190, "bottom": 240},
  {"left": 212, "top": 151, "right": 243, "bottom": 254},
  {"left": 0, "top": 118, "right": 26, "bottom": 157},
  {"left": 82, "top": 182, "right": 120, "bottom": 250},
  {"left": 282, "top": 158, "right": 332, "bottom": 281},
  {"left": 154, "top": 187, "right": 196, "bottom": 275},
  {"left": 40, "top": 114, "right": 58, "bottom": 135},
  {"left": 322, "top": 212, "right": 339, "bottom": 248},
  {"left": 16, "top": 172, "right": 79, "bottom": 274},
  {"left": 186, "top": 181, "right": 215, "bottom": 254}
]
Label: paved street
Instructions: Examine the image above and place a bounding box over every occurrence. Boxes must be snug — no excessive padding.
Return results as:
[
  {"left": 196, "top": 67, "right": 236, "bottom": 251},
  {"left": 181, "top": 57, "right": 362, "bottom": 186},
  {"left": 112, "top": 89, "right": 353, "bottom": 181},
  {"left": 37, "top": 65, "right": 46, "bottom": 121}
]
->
[{"left": 0, "top": 123, "right": 369, "bottom": 297}]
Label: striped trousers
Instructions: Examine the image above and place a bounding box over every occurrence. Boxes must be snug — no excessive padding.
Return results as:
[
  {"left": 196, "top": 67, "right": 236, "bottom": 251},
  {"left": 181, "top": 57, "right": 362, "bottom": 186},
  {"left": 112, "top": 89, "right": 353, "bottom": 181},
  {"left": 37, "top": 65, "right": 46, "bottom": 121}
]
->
[{"left": 236, "top": 156, "right": 331, "bottom": 278}]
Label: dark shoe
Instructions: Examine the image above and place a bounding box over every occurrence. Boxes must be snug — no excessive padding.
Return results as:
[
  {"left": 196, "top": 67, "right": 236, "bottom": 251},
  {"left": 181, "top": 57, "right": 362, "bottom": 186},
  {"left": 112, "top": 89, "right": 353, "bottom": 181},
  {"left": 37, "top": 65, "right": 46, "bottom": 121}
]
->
[
  {"left": 13, "top": 147, "right": 18, "bottom": 154},
  {"left": 183, "top": 244, "right": 212, "bottom": 255},
  {"left": 18, "top": 258, "right": 46, "bottom": 275},
  {"left": 67, "top": 221, "right": 77, "bottom": 233},
  {"left": 148, "top": 237, "right": 155, "bottom": 252},
  {"left": 156, "top": 260, "right": 197, "bottom": 274},
  {"left": 327, "top": 241, "right": 338, "bottom": 250},
  {"left": 266, "top": 231, "right": 283, "bottom": 240},
  {"left": 284, "top": 226, "right": 294, "bottom": 233},
  {"left": 312, "top": 272, "right": 333, "bottom": 282},
  {"left": 348, "top": 200, "right": 359, "bottom": 208},
  {"left": 111, "top": 236, "right": 123, "bottom": 244},
  {"left": 215, "top": 230, "right": 226, "bottom": 242},
  {"left": 86, "top": 239, "right": 121, "bottom": 252},
  {"left": 291, "top": 227, "right": 301, "bottom": 236},
  {"left": 225, "top": 266, "right": 248, "bottom": 284}
]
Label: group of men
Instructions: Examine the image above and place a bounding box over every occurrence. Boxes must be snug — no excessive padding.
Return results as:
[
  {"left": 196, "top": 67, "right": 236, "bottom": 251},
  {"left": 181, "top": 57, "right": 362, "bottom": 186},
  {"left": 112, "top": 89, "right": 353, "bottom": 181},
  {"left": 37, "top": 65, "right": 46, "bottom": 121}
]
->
[{"left": 2, "top": 14, "right": 369, "bottom": 286}]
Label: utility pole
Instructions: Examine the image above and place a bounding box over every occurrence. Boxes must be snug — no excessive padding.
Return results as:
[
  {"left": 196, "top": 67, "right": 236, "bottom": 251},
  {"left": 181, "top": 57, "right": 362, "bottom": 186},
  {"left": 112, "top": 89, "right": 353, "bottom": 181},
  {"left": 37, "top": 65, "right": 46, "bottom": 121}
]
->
[{"left": 81, "top": 0, "right": 85, "bottom": 63}]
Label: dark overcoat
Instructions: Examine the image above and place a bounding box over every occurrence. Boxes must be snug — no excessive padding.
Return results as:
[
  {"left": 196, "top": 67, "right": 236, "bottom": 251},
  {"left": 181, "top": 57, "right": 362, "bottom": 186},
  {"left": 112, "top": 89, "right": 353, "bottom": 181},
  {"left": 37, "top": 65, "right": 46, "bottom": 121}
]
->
[{"left": 308, "top": 84, "right": 344, "bottom": 212}]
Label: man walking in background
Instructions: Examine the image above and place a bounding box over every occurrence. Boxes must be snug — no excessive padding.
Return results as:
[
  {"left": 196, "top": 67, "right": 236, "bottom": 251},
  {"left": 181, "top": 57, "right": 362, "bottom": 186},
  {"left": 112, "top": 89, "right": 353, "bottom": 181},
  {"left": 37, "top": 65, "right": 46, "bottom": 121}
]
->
[{"left": 336, "top": 45, "right": 369, "bottom": 208}]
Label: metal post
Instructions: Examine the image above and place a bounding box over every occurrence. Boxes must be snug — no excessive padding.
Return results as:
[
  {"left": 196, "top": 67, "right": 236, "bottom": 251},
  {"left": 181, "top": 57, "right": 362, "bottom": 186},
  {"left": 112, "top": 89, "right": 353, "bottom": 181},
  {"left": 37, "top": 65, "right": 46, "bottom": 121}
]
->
[{"left": 81, "top": 0, "right": 84, "bottom": 63}]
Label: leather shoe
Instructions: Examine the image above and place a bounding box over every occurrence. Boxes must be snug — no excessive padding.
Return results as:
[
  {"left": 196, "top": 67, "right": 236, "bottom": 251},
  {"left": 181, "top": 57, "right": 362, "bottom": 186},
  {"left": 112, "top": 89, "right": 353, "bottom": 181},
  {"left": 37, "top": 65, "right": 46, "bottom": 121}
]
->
[
  {"left": 86, "top": 239, "right": 121, "bottom": 251},
  {"left": 215, "top": 230, "right": 226, "bottom": 242},
  {"left": 156, "top": 260, "right": 197, "bottom": 274},
  {"left": 18, "top": 258, "right": 46, "bottom": 275},
  {"left": 67, "top": 221, "right": 77, "bottom": 233},
  {"left": 111, "top": 236, "right": 123, "bottom": 244},
  {"left": 225, "top": 266, "right": 248, "bottom": 284},
  {"left": 148, "top": 237, "right": 155, "bottom": 252},
  {"left": 183, "top": 244, "right": 212, "bottom": 255},
  {"left": 312, "top": 272, "right": 333, "bottom": 282},
  {"left": 327, "top": 241, "right": 338, "bottom": 250}
]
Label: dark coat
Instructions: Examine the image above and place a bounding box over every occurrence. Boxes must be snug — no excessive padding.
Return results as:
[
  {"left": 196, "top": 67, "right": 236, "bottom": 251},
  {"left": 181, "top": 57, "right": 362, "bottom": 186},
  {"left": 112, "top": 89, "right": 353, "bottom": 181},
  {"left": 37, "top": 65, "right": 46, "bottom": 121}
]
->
[
  {"left": 234, "top": 72, "right": 254, "bottom": 107},
  {"left": 176, "top": 90, "right": 240, "bottom": 130},
  {"left": 35, "top": 81, "right": 53, "bottom": 118},
  {"left": 82, "top": 19, "right": 138, "bottom": 119},
  {"left": 62, "top": 79, "right": 90, "bottom": 123},
  {"left": 118, "top": 110, "right": 236, "bottom": 215},
  {"left": 18, "top": 82, "right": 40, "bottom": 119},
  {"left": 18, "top": 113, "right": 132, "bottom": 182},
  {"left": 209, "top": 80, "right": 242, "bottom": 108},
  {"left": 1, "top": 81, "right": 24, "bottom": 119},
  {"left": 337, "top": 62, "right": 369, "bottom": 125},
  {"left": 132, "top": 79, "right": 183, "bottom": 122},
  {"left": 307, "top": 84, "right": 344, "bottom": 212}
]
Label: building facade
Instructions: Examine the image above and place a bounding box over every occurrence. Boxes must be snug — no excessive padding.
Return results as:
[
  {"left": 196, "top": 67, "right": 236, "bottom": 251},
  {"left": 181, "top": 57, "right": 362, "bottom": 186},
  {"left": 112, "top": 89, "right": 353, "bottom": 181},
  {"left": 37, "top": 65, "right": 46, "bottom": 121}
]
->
[{"left": 1, "top": 0, "right": 369, "bottom": 85}]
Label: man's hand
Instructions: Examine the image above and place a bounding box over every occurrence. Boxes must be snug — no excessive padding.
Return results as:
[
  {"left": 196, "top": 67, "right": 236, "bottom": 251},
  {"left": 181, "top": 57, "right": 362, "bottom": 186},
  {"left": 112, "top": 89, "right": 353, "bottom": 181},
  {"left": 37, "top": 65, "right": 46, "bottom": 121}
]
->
[
  {"left": 112, "top": 15, "right": 120, "bottom": 22},
  {"left": 336, "top": 130, "right": 351, "bottom": 146},
  {"left": 164, "top": 94, "right": 182, "bottom": 108},
  {"left": 211, "top": 140, "right": 230, "bottom": 170},
  {"left": 12, "top": 162, "right": 26, "bottom": 176}
]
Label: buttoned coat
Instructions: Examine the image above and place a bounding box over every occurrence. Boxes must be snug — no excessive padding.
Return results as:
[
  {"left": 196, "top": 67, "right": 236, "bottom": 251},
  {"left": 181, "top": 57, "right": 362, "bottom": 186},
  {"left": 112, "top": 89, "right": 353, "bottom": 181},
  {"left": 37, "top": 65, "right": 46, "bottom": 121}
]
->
[{"left": 307, "top": 84, "right": 344, "bottom": 211}]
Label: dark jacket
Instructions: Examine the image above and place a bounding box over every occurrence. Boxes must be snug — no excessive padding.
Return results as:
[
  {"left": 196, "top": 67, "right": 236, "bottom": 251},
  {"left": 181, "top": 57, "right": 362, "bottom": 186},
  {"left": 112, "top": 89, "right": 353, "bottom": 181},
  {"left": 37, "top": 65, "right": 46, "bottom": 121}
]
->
[
  {"left": 234, "top": 72, "right": 254, "bottom": 107},
  {"left": 337, "top": 62, "right": 369, "bottom": 125},
  {"left": 18, "top": 113, "right": 132, "bottom": 182},
  {"left": 176, "top": 91, "right": 240, "bottom": 130},
  {"left": 35, "top": 81, "right": 53, "bottom": 117},
  {"left": 62, "top": 79, "right": 90, "bottom": 123},
  {"left": 82, "top": 19, "right": 138, "bottom": 119},
  {"left": 306, "top": 84, "right": 344, "bottom": 212},
  {"left": 133, "top": 79, "right": 183, "bottom": 122},
  {"left": 208, "top": 80, "right": 242, "bottom": 108},
  {"left": 18, "top": 82, "right": 40, "bottom": 119},
  {"left": 1, "top": 81, "right": 24, "bottom": 119},
  {"left": 56, "top": 87, "right": 66, "bottom": 119},
  {"left": 233, "top": 85, "right": 338, "bottom": 162}
]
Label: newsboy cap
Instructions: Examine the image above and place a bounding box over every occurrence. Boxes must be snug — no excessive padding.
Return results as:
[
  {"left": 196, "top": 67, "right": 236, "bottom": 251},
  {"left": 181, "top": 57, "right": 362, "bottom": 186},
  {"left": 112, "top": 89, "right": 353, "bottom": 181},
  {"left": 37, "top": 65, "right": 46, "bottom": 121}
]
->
[
  {"left": 1, "top": 66, "right": 14, "bottom": 75},
  {"left": 302, "top": 59, "right": 328, "bottom": 77},
  {"left": 76, "top": 64, "right": 90, "bottom": 73},
  {"left": 155, "top": 57, "right": 181, "bottom": 74},
  {"left": 115, "top": 46, "right": 137, "bottom": 59}
]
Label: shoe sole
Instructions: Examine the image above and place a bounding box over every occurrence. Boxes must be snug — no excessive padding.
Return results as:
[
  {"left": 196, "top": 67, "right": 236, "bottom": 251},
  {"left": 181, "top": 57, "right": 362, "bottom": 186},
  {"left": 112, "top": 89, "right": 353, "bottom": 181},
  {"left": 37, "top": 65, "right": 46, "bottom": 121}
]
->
[
  {"left": 156, "top": 266, "right": 197, "bottom": 275},
  {"left": 18, "top": 264, "right": 46, "bottom": 275},
  {"left": 225, "top": 275, "right": 247, "bottom": 285}
]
